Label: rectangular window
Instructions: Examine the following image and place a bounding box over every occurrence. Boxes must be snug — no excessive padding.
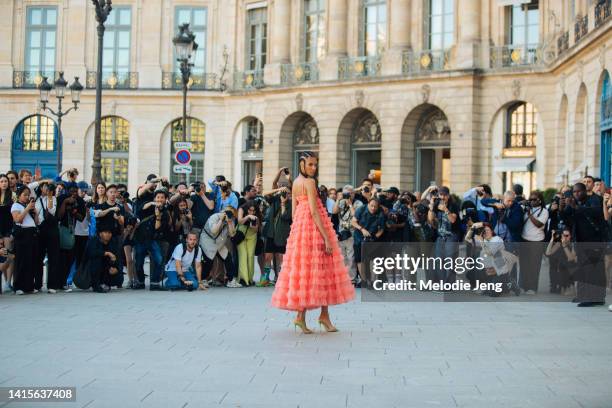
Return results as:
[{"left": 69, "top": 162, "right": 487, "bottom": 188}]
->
[
  {"left": 175, "top": 7, "right": 207, "bottom": 74},
  {"left": 103, "top": 7, "right": 132, "bottom": 75},
  {"left": 361, "top": 0, "right": 387, "bottom": 56},
  {"left": 426, "top": 0, "right": 454, "bottom": 50},
  {"left": 303, "top": 0, "right": 325, "bottom": 63},
  {"left": 510, "top": 1, "right": 539, "bottom": 47},
  {"left": 246, "top": 8, "right": 267, "bottom": 70},
  {"left": 25, "top": 7, "right": 57, "bottom": 77}
]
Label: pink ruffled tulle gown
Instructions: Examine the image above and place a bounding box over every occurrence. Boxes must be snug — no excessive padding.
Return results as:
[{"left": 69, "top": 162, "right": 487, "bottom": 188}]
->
[{"left": 271, "top": 194, "right": 355, "bottom": 311}]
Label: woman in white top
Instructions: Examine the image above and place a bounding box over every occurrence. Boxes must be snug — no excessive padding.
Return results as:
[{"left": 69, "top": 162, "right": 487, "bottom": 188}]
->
[
  {"left": 519, "top": 191, "right": 549, "bottom": 294},
  {"left": 35, "top": 182, "right": 61, "bottom": 293},
  {"left": 11, "top": 185, "right": 39, "bottom": 295}
]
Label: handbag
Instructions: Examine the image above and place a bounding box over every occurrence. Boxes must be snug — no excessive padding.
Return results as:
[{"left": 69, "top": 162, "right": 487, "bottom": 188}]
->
[
  {"left": 231, "top": 226, "right": 246, "bottom": 246},
  {"left": 73, "top": 260, "right": 92, "bottom": 289},
  {"left": 59, "top": 220, "right": 75, "bottom": 250}
]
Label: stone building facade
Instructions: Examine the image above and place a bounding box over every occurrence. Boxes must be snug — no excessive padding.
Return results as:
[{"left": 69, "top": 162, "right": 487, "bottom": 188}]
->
[{"left": 0, "top": 0, "right": 611, "bottom": 195}]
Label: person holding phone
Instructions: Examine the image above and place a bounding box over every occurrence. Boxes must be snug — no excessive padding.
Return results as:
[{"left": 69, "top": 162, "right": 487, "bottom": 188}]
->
[{"left": 11, "top": 186, "right": 39, "bottom": 294}]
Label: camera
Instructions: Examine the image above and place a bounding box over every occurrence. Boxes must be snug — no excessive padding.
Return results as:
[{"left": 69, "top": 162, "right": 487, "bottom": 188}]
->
[
  {"left": 249, "top": 218, "right": 257, "bottom": 227},
  {"left": 120, "top": 191, "right": 129, "bottom": 199},
  {"left": 342, "top": 192, "right": 351, "bottom": 200},
  {"left": 280, "top": 191, "right": 287, "bottom": 199},
  {"left": 473, "top": 226, "right": 484, "bottom": 236},
  {"left": 224, "top": 210, "right": 234, "bottom": 219},
  {"left": 191, "top": 182, "right": 202, "bottom": 193},
  {"left": 416, "top": 203, "right": 429, "bottom": 216},
  {"left": 552, "top": 196, "right": 561, "bottom": 206},
  {"left": 283, "top": 168, "right": 290, "bottom": 175},
  {"left": 181, "top": 208, "right": 190, "bottom": 215},
  {"left": 433, "top": 197, "right": 441, "bottom": 210},
  {"left": 362, "top": 186, "right": 371, "bottom": 194},
  {"left": 430, "top": 188, "right": 439, "bottom": 197}
]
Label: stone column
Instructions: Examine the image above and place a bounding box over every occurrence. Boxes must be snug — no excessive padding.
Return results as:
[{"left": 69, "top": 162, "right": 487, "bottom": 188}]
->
[
  {"left": 138, "top": 0, "right": 163, "bottom": 88},
  {"left": 455, "top": 0, "right": 481, "bottom": 69},
  {"left": 0, "top": 1, "right": 14, "bottom": 86},
  {"left": 382, "top": 0, "right": 411, "bottom": 76},
  {"left": 319, "top": 0, "right": 348, "bottom": 80},
  {"left": 264, "top": 0, "right": 291, "bottom": 85}
]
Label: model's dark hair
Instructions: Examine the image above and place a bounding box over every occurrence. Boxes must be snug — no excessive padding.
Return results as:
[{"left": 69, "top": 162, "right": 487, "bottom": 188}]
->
[{"left": 297, "top": 151, "right": 320, "bottom": 192}]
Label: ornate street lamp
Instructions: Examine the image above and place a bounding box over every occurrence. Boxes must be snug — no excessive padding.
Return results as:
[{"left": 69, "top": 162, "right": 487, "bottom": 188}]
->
[
  {"left": 91, "top": 0, "right": 113, "bottom": 185},
  {"left": 38, "top": 72, "right": 83, "bottom": 174},
  {"left": 173, "top": 23, "right": 198, "bottom": 181}
]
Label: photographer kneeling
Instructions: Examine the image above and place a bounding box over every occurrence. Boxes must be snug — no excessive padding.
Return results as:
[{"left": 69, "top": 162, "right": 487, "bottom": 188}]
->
[
  {"left": 545, "top": 227, "right": 577, "bottom": 297},
  {"left": 465, "top": 222, "right": 520, "bottom": 296},
  {"left": 83, "top": 225, "right": 124, "bottom": 293},
  {"left": 164, "top": 231, "right": 203, "bottom": 291}
]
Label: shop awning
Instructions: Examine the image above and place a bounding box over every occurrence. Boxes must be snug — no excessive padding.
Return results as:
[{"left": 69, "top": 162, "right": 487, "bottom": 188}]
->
[{"left": 493, "top": 158, "right": 535, "bottom": 172}]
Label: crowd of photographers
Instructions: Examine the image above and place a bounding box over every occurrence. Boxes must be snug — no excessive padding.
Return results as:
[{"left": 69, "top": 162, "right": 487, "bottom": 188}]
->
[{"left": 0, "top": 166, "right": 610, "bottom": 308}]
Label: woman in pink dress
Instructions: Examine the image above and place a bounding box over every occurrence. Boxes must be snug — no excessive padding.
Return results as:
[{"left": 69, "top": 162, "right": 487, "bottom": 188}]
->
[{"left": 271, "top": 152, "right": 355, "bottom": 333}]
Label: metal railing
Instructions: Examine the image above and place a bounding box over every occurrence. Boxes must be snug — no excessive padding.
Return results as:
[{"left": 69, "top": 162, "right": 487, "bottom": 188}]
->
[
  {"left": 557, "top": 32, "right": 569, "bottom": 55},
  {"left": 338, "top": 56, "right": 381, "bottom": 80},
  {"left": 489, "top": 45, "right": 542, "bottom": 69},
  {"left": 12, "top": 70, "right": 59, "bottom": 88},
  {"left": 280, "top": 63, "right": 319, "bottom": 85},
  {"left": 402, "top": 49, "right": 451, "bottom": 75},
  {"left": 574, "top": 15, "right": 588, "bottom": 43},
  {"left": 595, "top": 0, "right": 611, "bottom": 28},
  {"left": 232, "top": 70, "right": 265, "bottom": 91},
  {"left": 86, "top": 71, "right": 138, "bottom": 89},
  {"left": 161, "top": 72, "right": 220, "bottom": 90}
]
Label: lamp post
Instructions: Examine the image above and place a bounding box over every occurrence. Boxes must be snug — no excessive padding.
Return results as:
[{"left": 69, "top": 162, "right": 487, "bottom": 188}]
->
[
  {"left": 39, "top": 72, "right": 83, "bottom": 174},
  {"left": 91, "top": 0, "right": 112, "bottom": 185},
  {"left": 173, "top": 23, "right": 198, "bottom": 182}
]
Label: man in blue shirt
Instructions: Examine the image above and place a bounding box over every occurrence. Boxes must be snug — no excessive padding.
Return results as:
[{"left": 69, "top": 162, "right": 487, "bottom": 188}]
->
[{"left": 208, "top": 176, "right": 238, "bottom": 213}]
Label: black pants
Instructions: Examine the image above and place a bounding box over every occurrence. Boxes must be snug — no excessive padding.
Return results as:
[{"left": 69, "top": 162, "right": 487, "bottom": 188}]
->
[
  {"left": 74, "top": 235, "right": 89, "bottom": 270},
  {"left": 519, "top": 241, "right": 545, "bottom": 292},
  {"left": 91, "top": 262, "right": 124, "bottom": 288},
  {"left": 39, "top": 223, "right": 62, "bottom": 290},
  {"left": 59, "top": 248, "right": 75, "bottom": 289},
  {"left": 202, "top": 252, "right": 235, "bottom": 281},
  {"left": 13, "top": 227, "right": 39, "bottom": 292}
]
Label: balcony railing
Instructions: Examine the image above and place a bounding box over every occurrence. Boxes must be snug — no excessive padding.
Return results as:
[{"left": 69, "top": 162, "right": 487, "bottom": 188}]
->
[
  {"left": 595, "top": 0, "right": 611, "bottom": 28},
  {"left": 232, "top": 70, "right": 265, "bottom": 91},
  {"left": 12, "top": 70, "right": 58, "bottom": 88},
  {"left": 557, "top": 32, "right": 569, "bottom": 55},
  {"left": 338, "top": 56, "right": 381, "bottom": 80},
  {"left": 575, "top": 15, "right": 588, "bottom": 43},
  {"left": 280, "top": 63, "right": 319, "bottom": 85},
  {"left": 489, "top": 45, "right": 541, "bottom": 69},
  {"left": 86, "top": 71, "right": 138, "bottom": 89},
  {"left": 402, "top": 49, "right": 450, "bottom": 75},
  {"left": 161, "top": 72, "right": 221, "bottom": 90}
]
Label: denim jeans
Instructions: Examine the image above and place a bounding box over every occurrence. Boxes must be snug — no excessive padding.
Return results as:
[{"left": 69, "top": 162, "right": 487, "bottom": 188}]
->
[
  {"left": 135, "top": 240, "right": 163, "bottom": 284},
  {"left": 164, "top": 266, "right": 198, "bottom": 290},
  {"left": 432, "top": 234, "right": 459, "bottom": 283}
]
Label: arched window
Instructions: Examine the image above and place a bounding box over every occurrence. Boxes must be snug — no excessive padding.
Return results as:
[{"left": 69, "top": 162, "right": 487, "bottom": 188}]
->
[
  {"left": 101, "top": 116, "right": 130, "bottom": 183},
  {"left": 506, "top": 102, "right": 537, "bottom": 148},
  {"left": 170, "top": 118, "right": 205, "bottom": 184},
  {"left": 12, "top": 115, "right": 58, "bottom": 178},
  {"left": 351, "top": 111, "right": 382, "bottom": 185}
]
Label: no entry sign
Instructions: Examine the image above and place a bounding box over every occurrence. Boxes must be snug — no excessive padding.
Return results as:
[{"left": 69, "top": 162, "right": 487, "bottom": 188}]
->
[{"left": 175, "top": 149, "right": 192, "bottom": 165}]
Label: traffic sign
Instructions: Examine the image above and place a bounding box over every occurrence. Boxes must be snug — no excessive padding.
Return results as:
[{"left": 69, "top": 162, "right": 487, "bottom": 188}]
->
[
  {"left": 174, "top": 142, "right": 192, "bottom": 150},
  {"left": 173, "top": 164, "right": 192, "bottom": 174},
  {"left": 175, "top": 149, "right": 192, "bottom": 165}
]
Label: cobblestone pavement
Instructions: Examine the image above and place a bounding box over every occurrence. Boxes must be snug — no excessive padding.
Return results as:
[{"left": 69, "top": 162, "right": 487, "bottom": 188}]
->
[{"left": 0, "top": 287, "right": 611, "bottom": 408}]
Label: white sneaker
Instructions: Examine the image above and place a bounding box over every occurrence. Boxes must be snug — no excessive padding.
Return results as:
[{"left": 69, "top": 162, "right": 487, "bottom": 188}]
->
[
  {"left": 608, "top": 304, "right": 612, "bottom": 312},
  {"left": 63, "top": 285, "right": 73, "bottom": 293},
  {"left": 2, "top": 282, "right": 10, "bottom": 292},
  {"left": 47, "top": 288, "right": 57, "bottom": 294},
  {"left": 15, "top": 290, "right": 24, "bottom": 295},
  {"left": 32, "top": 289, "right": 38, "bottom": 294},
  {"left": 226, "top": 279, "right": 242, "bottom": 288},
  {"left": 524, "top": 290, "right": 536, "bottom": 295}
]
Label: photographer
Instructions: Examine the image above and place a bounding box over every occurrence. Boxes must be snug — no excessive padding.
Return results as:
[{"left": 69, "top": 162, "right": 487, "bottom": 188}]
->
[
  {"left": 463, "top": 184, "right": 495, "bottom": 223},
  {"left": 563, "top": 183, "right": 607, "bottom": 306},
  {"left": 354, "top": 178, "right": 374, "bottom": 205},
  {"left": 545, "top": 227, "right": 577, "bottom": 296},
  {"left": 380, "top": 188, "right": 404, "bottom": 242},
  {"left": 57, "top": 168, "right": 79, "bottom": 191},
  {"left": 208, "top": 176, "right": 238, "bottom": 212},
  {"left": 133, "top": 189, "right": 170, "bottom": 290},
  {"left": 83, "top": 225, "right": 124, "bottom": 293},
  {"left": 200, "top": 206, "right": 241, "bottom": 288},
  {"left": 465, "top": 222, "right": 520, "bottom": 296},
  {"left": 11, "top": 185, "right": 39, "bottom": 294},
  {"left": 182, "top": 182, "right": 214, "bottom": 234},
  {"left": 352, "top": 198, "right": 385, "bottom": 286},
  {"left": 172, "top": 197, "right": 193, "bottom": 244},
  {"left": 164, "top": 231, "right": 204, "bottom": 291},
  {"left": 260, "top": 185, "right": 292, "bottom": 286},
  {"left": 519, "top": 191, "right": 549, "bottom": 294},
  {"left": 0, "top": 174, "right": 15, "bottom": 292},
  {"left": 35, "top": 182, "right": 61, "bottom": 293},
  {"left": 490, "top": 191, "right": 524, "bottom": 243},
  {"left": 333, "top": 185, "right": 361, "bottom": 284},
  {"left": 237, "top": 200, "right": 262, "bottom": 286},
  {"left": 57, "top": 185, "right": 85, "bottom": 290},
  {"left": 136, "top": 174, "right": 169, "bottom": 217},
  {"left": 239, "top": 184, "right": 258, "bottom": 207},
  {"left": 427, "top": 186, "right": 460, "bottom": 283}
]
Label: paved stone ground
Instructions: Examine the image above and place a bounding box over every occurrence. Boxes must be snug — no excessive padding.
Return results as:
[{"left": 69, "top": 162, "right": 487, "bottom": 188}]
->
[{"left": 0, "top": 287, "right": 611, "bottom": 408}]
